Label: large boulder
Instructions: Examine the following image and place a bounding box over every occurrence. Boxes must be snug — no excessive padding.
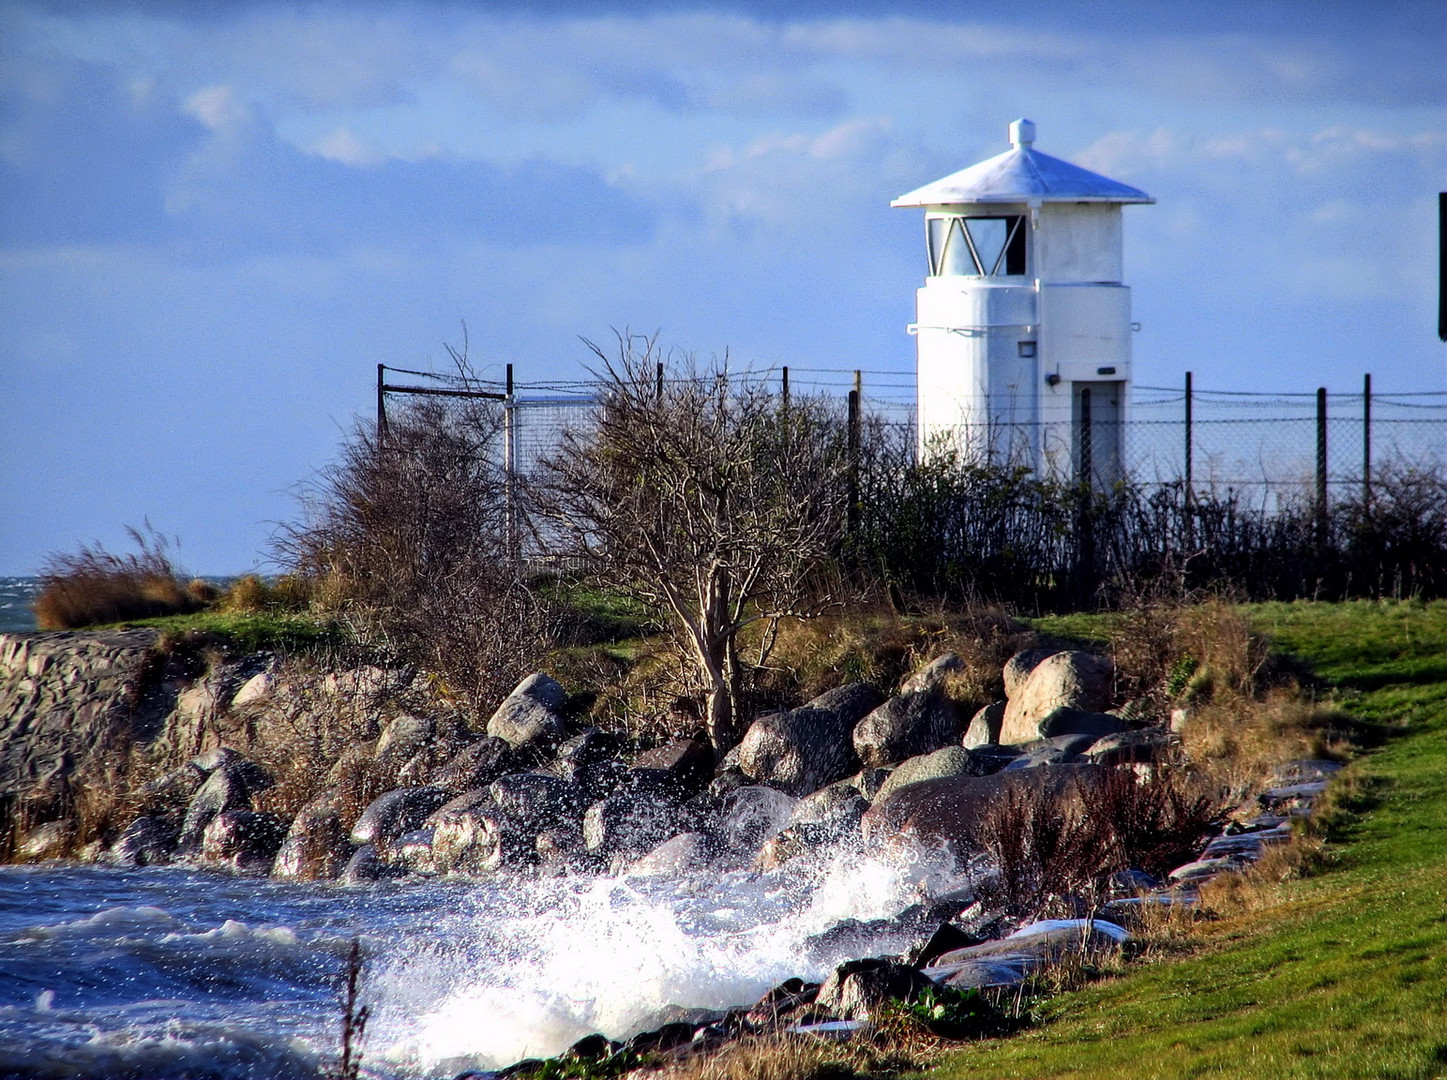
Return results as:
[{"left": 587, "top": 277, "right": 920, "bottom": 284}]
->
[
  {"left": 106, "top": 816, "right": 178, "bottom": 867},
  {"left": 853, "top": 692, "right": 961, "bottom": 768},
  {"left": 489, "top": 772, "right": 586, "bottom": 831},
  {"left": 627, "top": 831, "right": 719, "bottom": 877},
  {"left": 999, "top": 651, "right": 1113, "bottom": 745},
  {"left": 349, "top": 786, "right": 450, "bottom": 847},
  {"left": 630, "top": 738, "right": 715, "bottom": 801},
  {"left": 1002, "top": 648, "right": 1061, "bottom": 700},
  {"left": 815, "top": 958, "right": 935, "bottom": 1021},
  {"left": 485, "top": 673, "right": 568, "bottom": 748},
  {"left": 862, "top": 766, "right": 1104, "bottom": 853},
  {"left": 806, "top": 683, "right": 887, "bottom": 727},
  {"left": 430, "top": 794, "right": 534, "bottom": 874},
  {"left": 924, "top": 919, "right": 1129, "bottom": 990},
  {"left": 272, "top": 790, "right": 353, "bottom": 880},
  {"left": 177, "top": 758, "right": 274, "bottom": 851},
  {"left": 901, "top": 653, "right": 965, "bottom": 695},
  {"left": 1035, "top": 707, "right": 1128, "bottom": 742},
  {"left": 200, "top": 810, "right": 287, "bottom": 868},
  {"left": 962, "top": 701, "right": 1005, "bottom": 749},
  {"left": 872, "top": 746, "right": 987, "bottom": 804},
  {"left": 582, "top": 792, "right": 678, "bottom": 858},
  {"left": 430, "top": 737, "right": 515, "bottom": 793},
  {"left": 717, "top": 785, "right": 798, "bottom": 854},
  {"left": 735, "top": 707, "right": 858, "bottom": 797}
]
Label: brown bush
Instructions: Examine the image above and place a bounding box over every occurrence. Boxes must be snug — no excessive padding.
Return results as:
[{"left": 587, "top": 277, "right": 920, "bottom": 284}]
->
[
  {"left": 974, "top": 765, "right": 1226, "bottom": 918},
  {"left": 33, "top": 525, "right": 206, "bottom": 630}
]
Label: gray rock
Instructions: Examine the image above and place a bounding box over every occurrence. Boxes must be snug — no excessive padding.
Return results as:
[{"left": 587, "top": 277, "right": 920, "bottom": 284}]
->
[
  {"left": 340, "top": 843, "right": 405, "bottom": 884},
  {"left": 853, "top": 692, "right": 961, "bottom": 768},
  {"left": 272, "top": 790, "right": 353, "bottom": 881},
  {"left": 851, "top": 767, "right": 892, "bottom": 801},
  {"left": 230, "top": 672, "right": 273, "bottom": 708},
  {"left": 18, "top": 819, "right": 73, "bottom": 860},
  {"left": 350, "top": 786, "right": 451, "bottom": 846},
  {"left": 486, "top": 694, "right": 567, "bottom": 748},
  {"left": 962, "top": 701, "right": 1005, "bottom": 749},
  {"left": 718, "top": 785, "right": 798, "bottom": 853},
  {"left": 1000, "top": 651, "right": 1114, "bottom": 745},
  {"left": 391, "top": 828, "right": 437, "bottom": 872},
  {"left": 431, "top": 737, "right": 514, "bottom": 793},
  {"left": 627, "top": 831, "right": 719, "bottom": 877},
  {"left": 791, "top": 781, "right": 870, "bottom": 827},
  {"left": 178, "top": 759, "right": 274, "bottom": 851},
  {"left": 815, "top": 958, "right": 935, "bottom": 1020},
  {"left": 736, "top": 707, "right": 857, "bottom": 797},
  {"left": 1002, "top": 648, "right": 1061, "bottom": 700},
  {"left": 1036, "top": 707, "right": 1129, "bottom": 741},
  {"left": 631, "top": 738, "right": 715, "bottom": 801},
  {"left": 755, "top": 819, "right": 856, "bottom": 869},
  {"left": 107, "top": 816, "right": 178, "bottom": 866},
  {"left": 805, "top": 683, "right": 887, "bottom": 728},
  {"left": 535, "top": 828, "right": 587, "bottom": 874},
  {"left": 375, "top": 713, "right": 440, "bottom": 764},
  {"left": 200, "top": 810, "right": 287, "bottom": 868},
  {"left": 583, "top": 792, "right": 678, "bottom": 857},
  {"left": 999, "top": 734, "right": 1098, "bottom": 770},
  {"left": 873, "top": 746, "right": 988, "bottom": 803},
  {"left": 901, "top": 653, "right": 965, "bottom": 695},
  {"left": 514, "top": 672, "right": 567, "bottom": 710},
  {"left": 489, "top": 772, "right": 586, "bottom": 831},
  {"left": 431, "top": 800, "right": 533, "bottom": 874},
  {"left": 924, "top": 919, "right": 1128, "bottom": 989},
  {"left": 1085, "top": 728, "right": 1176, "bottom": 766}
]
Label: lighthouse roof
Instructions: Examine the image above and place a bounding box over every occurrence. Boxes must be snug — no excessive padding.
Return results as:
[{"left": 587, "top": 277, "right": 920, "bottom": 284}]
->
[{"left": 892, "top": 119, "right": 1153, "bottom": 208}]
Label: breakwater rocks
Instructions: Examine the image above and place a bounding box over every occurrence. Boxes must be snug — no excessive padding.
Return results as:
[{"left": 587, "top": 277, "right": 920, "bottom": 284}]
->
[{"left": 0, "top": 631, "right": 1337, "bottom": 1074}]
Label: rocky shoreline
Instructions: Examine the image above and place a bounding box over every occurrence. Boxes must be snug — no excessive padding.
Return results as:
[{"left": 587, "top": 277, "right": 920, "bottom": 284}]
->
[{"left": 0, "top": 629, "right": 1333, "bottom": 1078}]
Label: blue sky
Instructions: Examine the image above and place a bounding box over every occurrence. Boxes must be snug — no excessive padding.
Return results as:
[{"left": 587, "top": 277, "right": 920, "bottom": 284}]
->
[{"left": 1, "top": 0, "right": 1443, "bottom": 575}]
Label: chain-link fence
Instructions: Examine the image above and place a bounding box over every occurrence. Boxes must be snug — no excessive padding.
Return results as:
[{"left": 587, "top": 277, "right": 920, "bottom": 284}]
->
[{"left": 377, "top": 365, "right": 1447, "bottom": 506}]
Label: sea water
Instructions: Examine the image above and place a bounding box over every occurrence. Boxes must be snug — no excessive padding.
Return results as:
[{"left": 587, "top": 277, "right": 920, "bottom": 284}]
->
[
  {"left": 0, "top": 578, "right": 39, "bottom": 634},
  {"left": 0, "top": 837, "right": 967, "bottom": 1079}
]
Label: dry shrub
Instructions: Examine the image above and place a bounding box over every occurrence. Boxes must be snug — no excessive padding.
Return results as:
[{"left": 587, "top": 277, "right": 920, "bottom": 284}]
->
[
  {"left": 219, "top": 574, "right": 312, "bottom": 614},
  {"left": 751, "top": 602, "right": 1030, "bottom": 711},
  {"left": 975, "top": 766, "right": 1226, "bottom": 918},
  {"left": 276, "top": 398, "right": 551, "bottom": 716},
  {"left": 1196, "top": 831, "right": 1330, "bottom": 919},
  {"left": 33, "top": 525, "right": 206, "bottom": 630},
  {"left": 639, "top": 1027, "right": 939, "bottom": 1080}
]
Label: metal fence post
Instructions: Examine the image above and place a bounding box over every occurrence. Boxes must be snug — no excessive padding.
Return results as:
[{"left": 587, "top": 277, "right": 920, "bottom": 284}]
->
[
  {"left": 1183, "top": 370, "right": 1193, "bottom": 546},
  {"left": 1363, "top": 372, "right": 1372, "bottom": 509},
  {"left": 504, "top": 363, "right": 518, "bottom": 564},
  {"left": 781, "top": 365, "right": 790, "bottom": 410},
  {"left": 847, "top": 387, "right": 861, "bottom": 537},
  {"left": 376, "top": 363, "right": 388, "bottom": 444},
  {"left": 1316, "top": 386, "right": 1329, "bottom": 542}
]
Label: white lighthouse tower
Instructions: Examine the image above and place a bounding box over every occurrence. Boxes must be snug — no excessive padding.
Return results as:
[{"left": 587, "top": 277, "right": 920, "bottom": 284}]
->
[{"left": 892, "top": 119, "right": 1153, "bottom": 485}]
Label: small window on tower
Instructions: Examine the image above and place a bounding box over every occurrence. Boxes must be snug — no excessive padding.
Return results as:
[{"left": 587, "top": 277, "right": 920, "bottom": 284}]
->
[{"left": 926, "top": 215, "right": 1026, "bottom": 277}]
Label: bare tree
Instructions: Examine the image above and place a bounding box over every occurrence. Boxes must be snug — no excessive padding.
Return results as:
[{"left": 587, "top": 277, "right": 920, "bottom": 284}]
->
[{"left": 538, "top": 333, "right": 849, "bottom": 750}]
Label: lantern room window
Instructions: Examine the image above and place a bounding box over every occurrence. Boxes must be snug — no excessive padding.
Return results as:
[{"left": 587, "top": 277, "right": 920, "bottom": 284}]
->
[{"left": 926, "top": 215, "right": 1027, "bottom": 277}]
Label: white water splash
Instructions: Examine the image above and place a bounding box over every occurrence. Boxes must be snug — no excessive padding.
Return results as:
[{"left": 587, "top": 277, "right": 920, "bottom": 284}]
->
[{"left": 371, "top": 836, "right": 969, "bottom": 1076}]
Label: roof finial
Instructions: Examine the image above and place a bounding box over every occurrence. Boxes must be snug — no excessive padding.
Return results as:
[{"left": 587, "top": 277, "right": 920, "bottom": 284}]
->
[{"left": 1009, "top": 118, "right": 1035, "bottom": 149}]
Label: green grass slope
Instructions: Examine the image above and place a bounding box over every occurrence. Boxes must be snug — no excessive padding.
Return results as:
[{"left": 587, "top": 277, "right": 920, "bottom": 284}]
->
[{"left": 929, "top": 600, "right": 1447, "bottom": 1080}]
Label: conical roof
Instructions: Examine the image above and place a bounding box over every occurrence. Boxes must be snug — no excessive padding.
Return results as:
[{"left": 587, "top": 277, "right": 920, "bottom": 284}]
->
[{"left": 892, "top": 119, "right": 1153, "bottom": 207}]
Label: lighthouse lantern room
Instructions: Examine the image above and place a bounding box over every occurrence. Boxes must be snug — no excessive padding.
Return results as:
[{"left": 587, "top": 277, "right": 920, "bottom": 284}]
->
[{"left": 892, "top": 119, "right": 1153, "bottom": 485}]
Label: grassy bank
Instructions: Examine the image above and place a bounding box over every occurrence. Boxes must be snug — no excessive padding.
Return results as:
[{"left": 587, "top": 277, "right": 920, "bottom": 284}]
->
[{"left": 927, "top": 600, "right": 1447, "bottom": 1080}]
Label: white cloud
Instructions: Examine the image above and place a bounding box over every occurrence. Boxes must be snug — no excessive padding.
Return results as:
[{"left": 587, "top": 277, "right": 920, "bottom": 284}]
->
[
  {"left": 183, "top": 84, "right": 250, "bottom": 131},
  {"left": 307, "top": 126, "right": 384, "bottom": 167}
]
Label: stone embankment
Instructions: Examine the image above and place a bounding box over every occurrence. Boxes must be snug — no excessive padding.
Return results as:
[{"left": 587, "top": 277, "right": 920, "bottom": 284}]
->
[{"left": 0, "top": 630, "right": 1335, "bottom": 1077}]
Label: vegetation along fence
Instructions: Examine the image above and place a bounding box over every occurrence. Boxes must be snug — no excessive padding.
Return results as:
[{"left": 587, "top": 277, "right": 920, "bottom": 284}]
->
[{"left": 374, "top": 362, "right": 1447, "bottom": 604}]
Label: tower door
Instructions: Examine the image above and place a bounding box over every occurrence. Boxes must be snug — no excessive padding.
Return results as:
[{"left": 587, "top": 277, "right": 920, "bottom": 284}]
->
[{"left": 1073, "top": 381, "right": 1123, "bottom": 486}]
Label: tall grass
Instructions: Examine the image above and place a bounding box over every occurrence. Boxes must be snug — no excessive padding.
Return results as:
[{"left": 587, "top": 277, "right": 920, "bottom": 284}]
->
[{"left": 32, "top": 524, "right": 208, "bottom": 630}]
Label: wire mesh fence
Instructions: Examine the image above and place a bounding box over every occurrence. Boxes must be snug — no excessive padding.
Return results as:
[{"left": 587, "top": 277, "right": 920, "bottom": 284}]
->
[{"left": 376, "top": 365, "right": 1447, "bottom": 508}]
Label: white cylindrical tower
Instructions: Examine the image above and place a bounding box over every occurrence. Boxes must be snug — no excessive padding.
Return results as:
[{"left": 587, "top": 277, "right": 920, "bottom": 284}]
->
[{"left": 892, "top": 119, "right": 1153, "bottom": 485}]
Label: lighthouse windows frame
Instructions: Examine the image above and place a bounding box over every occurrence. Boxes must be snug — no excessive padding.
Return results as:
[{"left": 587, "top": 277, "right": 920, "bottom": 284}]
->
[{"left": 926, "top": 214, "right": 1027, "bottom": 278}]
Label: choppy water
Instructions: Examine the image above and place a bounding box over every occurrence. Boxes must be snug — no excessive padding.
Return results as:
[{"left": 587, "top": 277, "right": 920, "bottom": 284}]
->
[
  {"left": 0, "top": 578, "right": 39, "bottom": 633},
  {"left": 0, "top": 839, "right": 963, "bottom": 1079}
]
